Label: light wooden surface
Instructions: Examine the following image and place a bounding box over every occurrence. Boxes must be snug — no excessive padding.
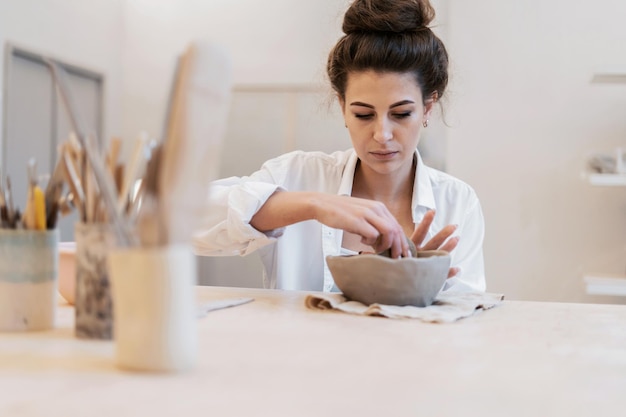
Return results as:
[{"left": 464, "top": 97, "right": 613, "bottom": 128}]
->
[{"left": 1, "top": 286, "right": 626, "bottom": 416}]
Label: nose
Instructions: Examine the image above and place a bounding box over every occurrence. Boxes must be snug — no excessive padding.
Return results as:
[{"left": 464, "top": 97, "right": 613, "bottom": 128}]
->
[{"left": 372, "top": 117, "right": 393, "bottom": 143}]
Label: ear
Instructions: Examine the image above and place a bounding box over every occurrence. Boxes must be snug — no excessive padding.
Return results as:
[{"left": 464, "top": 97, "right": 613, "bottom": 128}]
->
[{"left": 423, "top": 91, "right": 438, "bottom": 119}]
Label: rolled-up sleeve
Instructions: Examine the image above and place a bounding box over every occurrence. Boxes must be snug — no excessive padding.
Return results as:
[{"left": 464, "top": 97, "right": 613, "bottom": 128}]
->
[{"left": 193, "top": 176, "right": 286, "bottom": 256}]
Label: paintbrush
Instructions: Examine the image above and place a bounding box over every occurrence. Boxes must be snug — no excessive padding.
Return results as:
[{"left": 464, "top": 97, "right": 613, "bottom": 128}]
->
[
  {"left": 0, "top": 177, "right": 7, "bottom": 228},
  {"left": 45, "top": 59, "right": 137, "bottom": 246},
  {"left": 5, "top": 176, "right": 16, "bottom": 228},
  {"left": 45, "top": 149, "right": 66, "bottom": 228},
  {"left": 21, "top": 158, "right": 46, "bottom": 230},
  {"left": 62, "top": 144, "right": 86, "bottom": 221}
]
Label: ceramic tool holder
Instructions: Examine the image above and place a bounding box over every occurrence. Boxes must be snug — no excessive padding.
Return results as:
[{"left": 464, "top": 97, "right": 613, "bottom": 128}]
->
[
  {"left": 0, "top": 229, "right": 59, "bottom": 331},
  {"left": 74, "top": 222, "right": 114, "bottom": 339},
  {"left": 108, "top": 245, "right": 197, "bottom": 372}
]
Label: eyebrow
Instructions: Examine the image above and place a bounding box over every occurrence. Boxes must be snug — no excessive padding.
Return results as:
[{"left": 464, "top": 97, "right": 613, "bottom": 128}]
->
[{"left": 349, "top": 100, "right": 415, "bottom": 109}]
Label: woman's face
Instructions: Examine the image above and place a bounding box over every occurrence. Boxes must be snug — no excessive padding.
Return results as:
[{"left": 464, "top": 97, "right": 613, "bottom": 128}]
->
[{"left": 341, "top": 70, "right": 434, "bottom": 179}]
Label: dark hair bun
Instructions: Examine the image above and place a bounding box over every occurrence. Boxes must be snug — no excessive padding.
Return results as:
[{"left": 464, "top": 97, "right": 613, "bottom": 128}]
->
[{"left": 343, "top": 0, "right": 435, "bottom": 34}]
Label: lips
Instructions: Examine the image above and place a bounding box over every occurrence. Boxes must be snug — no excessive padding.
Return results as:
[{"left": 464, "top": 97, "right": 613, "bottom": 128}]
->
[{"left": 370, "top": 150, "right": 399, "bottom": 160}]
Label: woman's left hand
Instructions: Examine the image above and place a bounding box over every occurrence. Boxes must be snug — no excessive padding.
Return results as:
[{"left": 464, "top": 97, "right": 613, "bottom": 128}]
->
[{"left": 410, "top": 210, "right": 460, "bottom": 278}]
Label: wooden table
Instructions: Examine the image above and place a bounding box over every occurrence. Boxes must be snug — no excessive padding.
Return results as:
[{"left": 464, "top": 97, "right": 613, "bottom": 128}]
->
[{"left": 1, "top": 286, "right": 625, "bottom": 416}]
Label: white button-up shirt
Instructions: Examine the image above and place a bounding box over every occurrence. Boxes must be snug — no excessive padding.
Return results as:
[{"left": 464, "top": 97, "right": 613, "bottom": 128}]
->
[{"left": 193, "top": 148, "right": 486, "bottom": 293}]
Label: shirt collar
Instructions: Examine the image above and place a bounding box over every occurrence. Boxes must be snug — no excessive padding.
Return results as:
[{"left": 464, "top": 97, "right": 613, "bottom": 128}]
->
[
  {"left": 413, "top": 149, "right": 436, "bottom": 215},
  {"left": 337, "top": 150, "right": 359, "bottom": 196}
]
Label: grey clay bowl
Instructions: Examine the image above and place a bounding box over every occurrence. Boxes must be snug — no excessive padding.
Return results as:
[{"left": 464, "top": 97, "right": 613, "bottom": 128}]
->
[{"left": 326, "top": 250, "right": 451, "bottom": 307}]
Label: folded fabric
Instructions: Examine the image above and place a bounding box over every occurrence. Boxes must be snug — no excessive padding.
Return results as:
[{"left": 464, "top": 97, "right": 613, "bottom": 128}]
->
[
  {"left": 305, "top": 291, "right": 504, "bottom": 323},
  {"left": 196, "top": 297, "right": 254, "bottom": 318}
]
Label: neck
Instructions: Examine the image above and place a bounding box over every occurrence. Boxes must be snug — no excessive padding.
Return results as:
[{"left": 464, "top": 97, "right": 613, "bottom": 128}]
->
[{"left": 352, "top": 157, "right": 416, "bottom": 203}]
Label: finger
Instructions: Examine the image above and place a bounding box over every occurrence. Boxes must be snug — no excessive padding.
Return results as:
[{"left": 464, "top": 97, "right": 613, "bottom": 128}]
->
[
  {"left": 373, "top": 212, "right": 411, "bottom": 258},
  {"left": 401, "top": 235, "right": 410, "bottom": 258},
  {"left": 410, "top": 210, "right": 435, "bottom": 247},
  {"left": 389, "top": 233, "right": 408, "bottom": 259},
  {"left": 353, "top": 221, "right": 381, "bottom": 247},
  {"left": 420, "top": 224, "right": 457, "bottom": 251},
  {"left": 367, "top": 233, "right": 382, "bottom": 252},
  {"left": 370, "top": 230, "right": 395, "bottom": 256},
  {"left": 361, "top": 207, "right": 403, "bottom": 255},
  {"left": 439, "top": 236, "right": 459, "bottom": 253},
  {"left": 447, "top": 267, "right": 460, "bottom": 279}
]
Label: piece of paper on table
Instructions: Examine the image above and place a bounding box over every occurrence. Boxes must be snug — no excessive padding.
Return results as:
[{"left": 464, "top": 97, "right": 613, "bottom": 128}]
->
[
  {"left": 305, "top": 291, "right": 504, "bottom": 323},
  {"left": 196, "top": 298, "right": 254, "bottom": 318}
]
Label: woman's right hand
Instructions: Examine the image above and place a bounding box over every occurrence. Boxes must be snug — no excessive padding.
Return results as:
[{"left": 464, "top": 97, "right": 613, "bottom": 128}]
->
[
  {"left": 251, "top": 191, "right": 410, "bottom": 258},
  {"left": 252, "top": 191, "right": 459, "bottom": 277},
  {"left": 310, "top": 194, "right": 410, "bottom": 258}
]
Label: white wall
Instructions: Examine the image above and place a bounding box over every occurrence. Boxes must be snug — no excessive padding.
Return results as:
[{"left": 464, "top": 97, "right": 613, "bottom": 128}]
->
[
  {"left": 119, "top": 0, "right": 453, "bottom": 290},
  {"left": 121, "top": 0, "right": 626, "bottom": 302},
  {"left": 3, "top": 0, "right": 624, "bottom": 303},
  {"left": 445, "top": 0, "right": 626, "bottom": 302},
  {"left": 0, "top": 0, "right": 125, "bottom": 150},
  {"left": 120, "top": 0, "right": 348, "bottom": 141}
]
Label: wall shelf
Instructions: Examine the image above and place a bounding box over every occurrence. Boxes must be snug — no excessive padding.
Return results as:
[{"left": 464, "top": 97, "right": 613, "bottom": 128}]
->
[
  {"left": 584, "top": 275, "right": 626, "bottom": 296},
  {"left": 591, "top": 73, "right": 626, "bottom": 84},
  {"left": 584, "top": 166, "right": 626, "bottom": 296},
  {"left": 587, "top": 173, "right": 626, "bottom": 186}
]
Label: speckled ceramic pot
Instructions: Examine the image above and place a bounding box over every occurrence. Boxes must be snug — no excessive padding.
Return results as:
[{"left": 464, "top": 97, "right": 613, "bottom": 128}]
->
[
  {"left": 74, "top": 222, "right": 114, "bottom": 340},
  {"left": 326, "top": 250, "right": 450, "bottom": 307}
]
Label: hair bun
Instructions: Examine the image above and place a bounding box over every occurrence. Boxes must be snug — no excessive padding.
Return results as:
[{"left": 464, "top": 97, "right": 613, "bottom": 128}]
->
[{"left": 343, "top": 0, "right": 435, "bottom": 34}]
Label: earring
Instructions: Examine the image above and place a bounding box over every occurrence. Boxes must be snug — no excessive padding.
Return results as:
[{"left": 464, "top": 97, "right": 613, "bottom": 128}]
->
[{"left": 423, "top": 119, "right": 429, "bottom": 128}]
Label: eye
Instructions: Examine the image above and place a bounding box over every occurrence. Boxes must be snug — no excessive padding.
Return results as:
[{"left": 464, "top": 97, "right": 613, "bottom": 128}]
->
[
  {"left": 354, "top": 113, "right": 374, "bottom": 120},
  {"left": 393, "top": 112, "right": 412, "bottom": 119}
]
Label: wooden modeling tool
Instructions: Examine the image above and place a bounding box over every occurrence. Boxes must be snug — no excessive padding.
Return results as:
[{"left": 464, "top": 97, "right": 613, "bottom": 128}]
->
[
  {"left": 117, "top": 134, "right": 148, "bottom": 214},
  {"left": 62, "top": 144, "right": 86, "bottom": 221},
  {"left": 106, "top": 137, "right": 122, "bottom": 179},
  {"left": 136, "top": 144, "right": 165, "bottom": 246},
  {"left": 155, "top": 41, "right": 233, "bottom": 246}
]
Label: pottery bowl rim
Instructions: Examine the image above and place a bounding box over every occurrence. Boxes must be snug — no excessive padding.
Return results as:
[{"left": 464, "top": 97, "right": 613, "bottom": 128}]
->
[{"left": 325, "top": 249, "right": 451, "bottom": 306}]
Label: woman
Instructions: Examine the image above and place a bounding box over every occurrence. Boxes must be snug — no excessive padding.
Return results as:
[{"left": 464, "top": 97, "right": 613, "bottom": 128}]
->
[{"left": 193, "top": 0, "right": 486, "bottom": 293}]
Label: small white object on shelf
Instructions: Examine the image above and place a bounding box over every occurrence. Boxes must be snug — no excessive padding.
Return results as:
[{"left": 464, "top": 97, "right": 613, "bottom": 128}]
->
[
  {"left": 586, "top": 147, "right": 626, "bottom": 186},
  {"left": 584, "top": 275, "right": 626, "bottom": 296},
  {"left": 587, "top": 173, "right": 626, "bottom": 186}
]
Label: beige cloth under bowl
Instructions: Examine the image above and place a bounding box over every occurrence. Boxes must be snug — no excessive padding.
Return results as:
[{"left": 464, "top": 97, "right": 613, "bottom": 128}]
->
[
  {"left": 305, "top": 291, "right": 504, "bottom": 323},
  {"left": 326, "top": 250, "right": 450, "bottom": 307}
]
